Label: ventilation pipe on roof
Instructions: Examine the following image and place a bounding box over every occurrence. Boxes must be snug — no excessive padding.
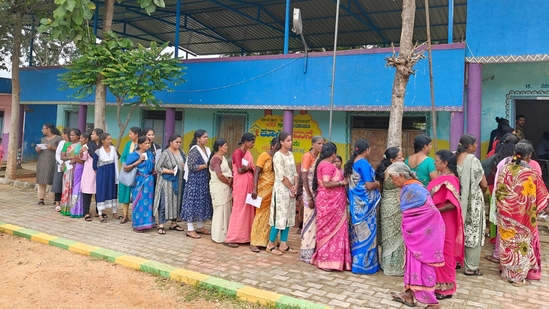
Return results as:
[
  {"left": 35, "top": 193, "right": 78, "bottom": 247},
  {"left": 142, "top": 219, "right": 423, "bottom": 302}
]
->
[{"left": 292, "top": 8, "right": 308, "bottom": 74}]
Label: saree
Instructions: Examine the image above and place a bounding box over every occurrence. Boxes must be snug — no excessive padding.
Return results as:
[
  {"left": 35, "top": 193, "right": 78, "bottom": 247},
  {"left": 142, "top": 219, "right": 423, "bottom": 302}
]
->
[
  {"left": 457, "top": 154, "right": 485, "bottom": 249},
  {"left": 310, "top": 161, "right": 352, "bottom": 271},
  {"left": 127, "top": 151, "right": 156, "bottom": 231},
  {"left": 69, "top": 162, "right": 84, "bottom": 218},
  {"left": 379, "top": 177, "right": 405, "bottom": 276},
  {"left": 119, "top": 141, "right": 136, "bottom": 204},
  {"left": 250, "top": 152, "right": 274, "bottom": 247},
  {"left": 401, "top": 181, "right": 445, "bottom": 305},
  {"left": 60, "top": 143, "right": 81, "bottom": 216},
  {"left": 210, "top": 155, "right": 233, "bottom": 243},
  {"left": 405, "top": 156, "right": 436, "bottom": 187},
  {"left": 348, "top": 158, "right": 381, "bottom": 274},
  {"left": 427, "top": 175, "right": 464, "bottom": 296},
  {"left": 496, "top": 162, "right": 549, "bottom": 283},
  {"left": 300, "top": 152, "right": 317, "bottom": 263},
  {"left": 225, "top": 148, "right": 256, "bottom": 243}
]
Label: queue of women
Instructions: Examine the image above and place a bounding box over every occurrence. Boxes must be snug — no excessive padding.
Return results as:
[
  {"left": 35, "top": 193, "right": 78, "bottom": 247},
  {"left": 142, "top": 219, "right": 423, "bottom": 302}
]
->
[{"left": 35, "top": 123, "right": 547, "bottom": 309}]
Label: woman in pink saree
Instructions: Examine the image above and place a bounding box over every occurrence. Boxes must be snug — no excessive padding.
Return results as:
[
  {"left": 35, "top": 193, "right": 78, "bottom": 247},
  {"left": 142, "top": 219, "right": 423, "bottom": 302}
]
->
[
  {"left": 310, "top": 142, "right": 351, "bottom": 271},
  {"left": 388, "top": 162, "right": 445, "bottom": 309},
  {"left": 427, "top": 150, "right": 464, "bottom": 300},
  {"left": 496, "top": 142, "right": 548, "bottom": 286}
]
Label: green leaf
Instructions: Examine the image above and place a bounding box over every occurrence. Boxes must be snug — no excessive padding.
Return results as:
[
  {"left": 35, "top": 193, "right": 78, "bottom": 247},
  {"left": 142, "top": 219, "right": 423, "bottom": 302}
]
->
[
  {"left": 139, "top": 0, "right": 153, "bottom": 9},
  {"left": 64, "top": 0, "right": 76, "bottom": 12},
  {"left": 153, "top": 0, "right": 165, "bottom": 8},
  {"left": 107, "top": 40, "right": 118, "bottom": 50},
  {"left": 144, "top": 4, "right": 156, "bottom": 14}
]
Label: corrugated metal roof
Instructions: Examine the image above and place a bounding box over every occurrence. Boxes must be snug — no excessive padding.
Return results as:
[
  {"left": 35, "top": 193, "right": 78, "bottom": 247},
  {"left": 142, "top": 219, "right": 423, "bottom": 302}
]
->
[{"left": 93, "top": 0, "right": 467, "bottom": 55}]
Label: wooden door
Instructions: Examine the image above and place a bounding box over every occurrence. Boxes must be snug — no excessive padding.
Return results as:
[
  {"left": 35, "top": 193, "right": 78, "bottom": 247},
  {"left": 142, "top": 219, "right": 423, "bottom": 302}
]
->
[{"left": 217, "top": 114, "right": 246, "bottom": 160}]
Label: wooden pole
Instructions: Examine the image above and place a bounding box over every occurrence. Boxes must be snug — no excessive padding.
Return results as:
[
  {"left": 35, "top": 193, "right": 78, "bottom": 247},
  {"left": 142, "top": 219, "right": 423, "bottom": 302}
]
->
[{"left": 425, "top": 0, "right": 438, "bottom": 152}]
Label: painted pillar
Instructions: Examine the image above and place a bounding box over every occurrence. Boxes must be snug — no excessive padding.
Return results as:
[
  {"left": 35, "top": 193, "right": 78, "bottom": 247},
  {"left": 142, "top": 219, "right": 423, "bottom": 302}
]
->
[
  {"left": 164, "top": 108, "right": 176, "bottom": 145},
  {"left": 283, "top": 0, "right": 290, "bottom": 54},
  {"left": 449, "top": 111, "right": 464, "bottom": 151},
  {"left": 78, "top": 105, "right": 87, "bottom": 132},
  {"left": 283, "top": 110, "right": 294, "bottom": 137},
  {"left": 467, "top": 63, "right": 482, "bottom": 158}
]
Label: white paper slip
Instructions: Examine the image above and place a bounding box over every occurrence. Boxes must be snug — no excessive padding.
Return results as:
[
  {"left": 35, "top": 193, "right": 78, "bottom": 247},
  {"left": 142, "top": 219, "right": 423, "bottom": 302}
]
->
[
  {"left": 173, "top": 165, "right": 178, "bottom": 176},
  {"left": 245, "top": 193, "right": 262, "bottom": 208},
  {"left": 37, "top": 144, "right": 47, "bottom": 150},
  {"left": 142, "top": 152, "right": 148, "bottom": 160},
  {"left": 241, "top": 158, "right": 249, "bottom": 166},
  {"left": 65, "top": 161, "right": 73, "bottom": 170}
]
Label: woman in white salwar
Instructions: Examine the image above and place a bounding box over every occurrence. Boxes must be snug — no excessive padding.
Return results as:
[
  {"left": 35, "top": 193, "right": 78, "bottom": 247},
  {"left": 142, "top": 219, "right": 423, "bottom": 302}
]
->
[{"left": 208, "top": 139, "right": 233, "bottom": 243}]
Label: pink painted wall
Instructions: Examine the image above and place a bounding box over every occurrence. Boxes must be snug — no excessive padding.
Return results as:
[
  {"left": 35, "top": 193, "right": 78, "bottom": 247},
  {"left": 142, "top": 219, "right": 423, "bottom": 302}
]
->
[{"left": 0, "top": 94, "right": 11, "bottom": 162}]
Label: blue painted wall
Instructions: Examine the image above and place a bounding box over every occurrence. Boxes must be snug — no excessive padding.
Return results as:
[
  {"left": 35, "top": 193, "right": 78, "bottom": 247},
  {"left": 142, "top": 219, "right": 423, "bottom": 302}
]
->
[
  {"left": 467, "top": 0, "right": 549, "bottom": 57},
  {"left": 0, "top": 78, "right": 11, "bottom": 94},
  {"left": 19, "top": 45, "right": 465, "bottom": 110},
  {"left": 23, "top": 104, "right": 58, "bottom": 160}
]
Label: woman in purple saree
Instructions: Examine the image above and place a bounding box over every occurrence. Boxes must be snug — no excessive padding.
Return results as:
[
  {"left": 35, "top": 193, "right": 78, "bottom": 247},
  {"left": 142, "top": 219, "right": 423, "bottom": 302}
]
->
[{"left": 387, "top": 162, "right": 445, "bottom": 309}]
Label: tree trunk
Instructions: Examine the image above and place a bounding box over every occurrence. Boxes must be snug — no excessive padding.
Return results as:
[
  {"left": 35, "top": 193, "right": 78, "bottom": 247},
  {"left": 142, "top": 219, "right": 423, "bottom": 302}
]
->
[
  {"left": 5, "top": 9, "right": 23, "bottom": 180},
  {"left": 386, "top": 0, "right": 417, "bottom": 149},
  {"left": 93, "top": 0, "right": 115, "bottom": 130},
  {"left": 115, "top": 99, "right": 138, "bottom": 151}
]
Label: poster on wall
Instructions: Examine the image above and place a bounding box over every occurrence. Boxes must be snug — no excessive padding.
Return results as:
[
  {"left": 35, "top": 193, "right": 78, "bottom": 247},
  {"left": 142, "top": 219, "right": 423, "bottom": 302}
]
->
[{"left": 249, "top": 114, "right": 322, "bottom": 163}]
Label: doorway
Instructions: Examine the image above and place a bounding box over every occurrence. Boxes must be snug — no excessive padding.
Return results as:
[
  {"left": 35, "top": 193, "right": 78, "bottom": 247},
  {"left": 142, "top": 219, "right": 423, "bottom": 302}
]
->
[{"left": 216, "top": 114, "right": 246, "bottom": 160}]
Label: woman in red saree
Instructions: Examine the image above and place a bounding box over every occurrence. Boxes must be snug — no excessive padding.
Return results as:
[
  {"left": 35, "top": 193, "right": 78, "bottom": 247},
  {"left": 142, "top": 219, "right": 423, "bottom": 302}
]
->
[
  {"left": 310, "top": 142, "right": 351, "bottom": 271},
  {"left": 427, "top": 150, "right": 464, "bottom": 300},
  {"left": 495, "top": 142, "right": 548, "bottom": 286},
  {"left": 388, "top": 162, "right": 445, "bottom": 309}
]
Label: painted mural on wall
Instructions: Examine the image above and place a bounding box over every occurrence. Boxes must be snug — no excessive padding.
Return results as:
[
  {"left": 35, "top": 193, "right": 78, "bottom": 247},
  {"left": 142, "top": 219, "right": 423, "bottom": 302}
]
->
[{"left": 249, "top": 114, "right": 322, "bottom": 164}]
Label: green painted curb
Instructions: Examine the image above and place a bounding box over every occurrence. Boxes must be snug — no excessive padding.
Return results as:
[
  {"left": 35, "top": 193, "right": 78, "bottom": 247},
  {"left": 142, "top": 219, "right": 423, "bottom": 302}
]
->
[
  {"left": 141, "top": 261, "right": 178, "bottom": 278},
  {"left": 276, "top": 296, "right": 327, "bottom": 309},
  {"left": 90, "top": 248, "right": 126, "bottom": 262},
  {"left": 0, "top": 221, "right": 7, "bottom": 226},
  {"left": 49, "top": 237, "right": 78, "bottom": 250},
  {"left": 13, "top": 228, "right": 40, "bottom": 239},
  {"left": 201, "top": 277, "right": 245, "bottom": 296}
]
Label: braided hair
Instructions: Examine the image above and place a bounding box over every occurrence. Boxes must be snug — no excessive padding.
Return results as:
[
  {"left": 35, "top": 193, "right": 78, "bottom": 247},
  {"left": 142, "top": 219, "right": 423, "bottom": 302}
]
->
[
  {"left": 375, "top": 147, "right": 400, "bottom": 186},
  {"left": 455, "top": 133, "right": 476, "bottom": 157},
  {"left": 312, "top": 142, "right": 338, "bottom": 194},
  {"left": 435, "top": 150, "right": 458, "bottom": 177},
  {"left": 512, "top": 141, "right": 534, "bottom": 165},
  {"left": 344, "top": 139, "right": 370, "bottom": 178}
]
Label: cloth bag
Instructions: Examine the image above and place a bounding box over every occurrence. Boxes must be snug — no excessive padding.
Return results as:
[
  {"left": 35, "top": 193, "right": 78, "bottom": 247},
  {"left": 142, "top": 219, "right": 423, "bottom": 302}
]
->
[{"left": 118, "top": 165, "right": 137, "bottom": 186}]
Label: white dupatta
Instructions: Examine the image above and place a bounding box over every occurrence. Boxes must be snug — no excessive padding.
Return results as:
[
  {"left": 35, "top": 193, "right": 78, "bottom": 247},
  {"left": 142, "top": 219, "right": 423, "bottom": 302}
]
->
[
  {"left": 184, "top": 145, "right": 211, "bottom": 181},
  {"left": 99, "top": 145, "right": 120, "bottom": 184}
]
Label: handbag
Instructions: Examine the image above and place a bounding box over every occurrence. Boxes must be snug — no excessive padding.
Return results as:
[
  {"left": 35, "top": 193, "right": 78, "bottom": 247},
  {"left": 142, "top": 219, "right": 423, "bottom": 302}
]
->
[{"left": 118, "top": 165, "right": 137, "bottom": 186}]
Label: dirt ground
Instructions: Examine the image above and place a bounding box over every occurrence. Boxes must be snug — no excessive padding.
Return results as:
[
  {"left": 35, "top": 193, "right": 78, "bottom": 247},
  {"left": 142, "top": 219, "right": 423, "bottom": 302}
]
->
[{"left": 0, "top": 233, "right": 266, "bottom": 309}]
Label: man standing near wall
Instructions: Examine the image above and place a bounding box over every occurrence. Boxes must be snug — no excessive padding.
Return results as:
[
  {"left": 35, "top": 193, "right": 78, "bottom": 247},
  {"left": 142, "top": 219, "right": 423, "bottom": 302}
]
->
[{"left": 515, "top": 115, "right": 526, "bottom": 140}]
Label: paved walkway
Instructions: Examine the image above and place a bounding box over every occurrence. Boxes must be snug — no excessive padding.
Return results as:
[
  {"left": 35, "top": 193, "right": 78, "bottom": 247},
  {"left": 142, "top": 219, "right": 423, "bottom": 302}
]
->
[{"left": 1, "top": 184, "right": 548, "bottom": 309}]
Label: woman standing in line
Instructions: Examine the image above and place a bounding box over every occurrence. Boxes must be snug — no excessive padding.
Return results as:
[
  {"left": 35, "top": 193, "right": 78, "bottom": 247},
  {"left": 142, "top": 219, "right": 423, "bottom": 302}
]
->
[
  {"left": 141, "top": 127, "right": 161, "bottom": 160},
  {"left": 344, "top": 139, "right": 381, "bottom": 274},
  {"left": 250, "top": 137, "right": 278, "bottom": 252},
  {"left": 376, "top": 147, "right": 405, "bottom": 276},
  {"left": 52, "top": 128, "right": 71, "bottom": 211},
  {"left": 154, "top": 134, "right": 186, "bottom": 234},
  {"left": 119, "top": 126, "right": 142, "bottom": 224},
  {"left": 456, "top": 133, "right": 487, "bottom": 276},
  {"left": 333, "top": 155, "right": 343, "bottom": 172},
  {"left": 181, "top": 129, "right": 212, "bottom": 238},
  {"left": 225, "top": 133, "right": 256, "bottom": 248},
  {"left": 69, "top": 131, "right": 89, "bottom": 218},
  {"left": 35, "top": 123, "right": 62, "bottom": 206},
  {"left": 80, "top": 128, "right": 103, "bottom": 221},
  {"left": 427, "top": 150, "right": 464, "bottom": 299},
  {"left": 299, "top": 136, "right": 325, "bottom": 262},
  {"left": 125, "top": 136, "right": 156, "bottom": 232},
  {"left": 60, "top": 129, "right": 82, "bottom": 216},
  {"left": 405, "top": 134, "right": 438, "bottom": 187},
  {"left": 388, "top": 163, "right": 444, "bottom": 309},
  {"left": 266, "top": 132, "right": 299, "bottom": 255},
  {"left": 208, "top": 139, "right": 233, "bottom": 243},
  {"left": 310, "top": 142, "right": 351, "bottom": 271},
  {"left": 93, "top": 133, "right": 119, "bottom": 223}
]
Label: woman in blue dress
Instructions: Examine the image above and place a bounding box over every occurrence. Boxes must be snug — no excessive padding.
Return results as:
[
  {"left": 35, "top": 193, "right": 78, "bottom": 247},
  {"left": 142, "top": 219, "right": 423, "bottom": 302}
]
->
[
  {"left": 344, "top": 139, "right": 382, "bottom": 274},
  {"left": 93, "top": 133, "right": 119, "bottom": 223},
  {"left": 181, "top": 130, "right": 213, "bottom": 239},
  {"left": 125, "top": 136, "right": 156, "bottom": 232}
]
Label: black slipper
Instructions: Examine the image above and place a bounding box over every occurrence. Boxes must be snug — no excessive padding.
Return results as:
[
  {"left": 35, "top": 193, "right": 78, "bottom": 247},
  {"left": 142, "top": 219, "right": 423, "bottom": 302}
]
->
[
  {"left": 169, "top": 224, "right": 184, "bottom": 231},
  {"left": 157, "top": 227, "right": 166, "bottom": 234},
  {"left": 84, "top": 215, "right": 92, "bottom": 222},
  {"left": 250, "top": 246, "right": 260, "bottom": 253},
  {"left": 435, "top": 293, "right": 452, "bottom": 300},
  {"left": 464, "top": 269, "right": 484, "bottom": 276}
]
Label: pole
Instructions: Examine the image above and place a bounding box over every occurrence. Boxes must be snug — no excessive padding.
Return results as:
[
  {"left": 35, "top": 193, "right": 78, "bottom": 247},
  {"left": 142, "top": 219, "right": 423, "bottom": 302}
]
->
[
  {"left": 174, "top": 0, "right": 181, "bottom": 58},
  {"left": 448, "top": 0, "right": 454, "bottom": 44},
  {"left": 328, "top": 0, "right": 341, "bottom": 141},
  {"left": 283, "top": 0, "right": 290, "bottom": 54},
  {"left": 425, "top": 0, "right": 437, "bottom": 151}
]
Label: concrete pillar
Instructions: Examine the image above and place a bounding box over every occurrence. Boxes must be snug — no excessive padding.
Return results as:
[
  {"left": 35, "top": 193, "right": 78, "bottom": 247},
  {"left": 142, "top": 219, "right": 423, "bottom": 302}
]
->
[
  {"left": 450, "top": 111, "right": 464, "bottom": 151},
  {"left": 283, "top": 110, "right": 294, "bottom": 136},
  {"left": 466, "top": 63, "right": 482, "bottom": 158},
  {"left": 164, "top": 108, "right": 176, "bottom": 145},
  {"left": 78, "top": 105, "right": 87, "bottom": 132}
]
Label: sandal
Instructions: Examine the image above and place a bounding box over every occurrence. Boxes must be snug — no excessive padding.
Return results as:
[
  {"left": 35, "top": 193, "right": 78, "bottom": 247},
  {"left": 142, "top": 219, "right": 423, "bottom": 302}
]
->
[
  {"left": 196, "top": 228, "right": 211, "bottom": 235},
  {"left": 484, "top": 254, "right": 500, "bottom": 264},
  {"left": 186, "top": 231, "right": 201, "bottom": 239},
  {"left": 120, "top": 216, "right": 129, "bottom": 224},
  {"left": 100, "top": 217, "right": 107, "bottom": 223},
  {"left": 390, "top": 291, "right": 416, "bottom": 307},
  {"left": 55, "top": 205, "right": 61, "bottom": 212},
  {"left": 101, "top": 214, "right": 108, "bottom": 218},
  {"left": 169, "top": 224, "right": 184, "bottom": 231},
  {"left": 267, "top": 246, "right": 283, "bottom": 255},
  {"left": 464, "top": 269, "right": 484, "bottom": 276},
  {"left": 157, "top": 227, "right": 166, "bottom": 235},
  {"left": 280, "top": 245, "right": 298, "bottom": 253},
  {"left": 435, "top": 293, "right": 452, "bottom": 300},
  {"left": 250, "top": 246, "right": 260, "bottom": 253},
  {"left": 84, "top": 214, "right": 92, "bottom": 222},
  {"left": 113, "top": 215, "right": 123, "bottom": 220},
  {"left": 38, "top": 199, "right": 45, "bottom": 206},
  {"left": 511, "top": 279, "right": 531, "bottom": 287},
  {"left": 225, "top": 242, "right": 239, "bottom": 248}
]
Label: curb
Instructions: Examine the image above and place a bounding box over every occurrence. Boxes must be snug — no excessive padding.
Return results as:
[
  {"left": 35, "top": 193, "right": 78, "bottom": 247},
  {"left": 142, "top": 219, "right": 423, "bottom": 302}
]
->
[
  {"left": 0, "top": 177, "right": 37, "bottom": 190},
  {"left": 0, "top": 221, "right": 330, "bottom": 309}
]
